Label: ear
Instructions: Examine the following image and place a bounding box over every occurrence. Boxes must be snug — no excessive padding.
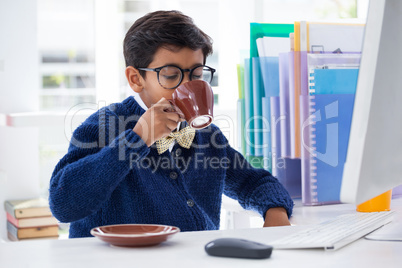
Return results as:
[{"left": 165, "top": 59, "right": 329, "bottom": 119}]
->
[{"left": 125, "top": 66, "right": 144, "bottom": 93}]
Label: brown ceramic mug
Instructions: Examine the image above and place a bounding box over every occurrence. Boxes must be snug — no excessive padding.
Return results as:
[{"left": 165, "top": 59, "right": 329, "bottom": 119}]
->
[{"left": 170, "top": 80, "right": 214, "bottom": 130}]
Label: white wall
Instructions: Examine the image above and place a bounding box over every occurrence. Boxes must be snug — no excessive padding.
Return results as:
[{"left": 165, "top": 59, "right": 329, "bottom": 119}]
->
[{"left": 0, "top": 0, "right": 40, "bottom": 241}]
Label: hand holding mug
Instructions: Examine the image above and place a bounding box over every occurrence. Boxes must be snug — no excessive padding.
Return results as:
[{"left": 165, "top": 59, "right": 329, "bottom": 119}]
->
[{"left": 133, "top": 98, "right": 184, "bottom": 146}]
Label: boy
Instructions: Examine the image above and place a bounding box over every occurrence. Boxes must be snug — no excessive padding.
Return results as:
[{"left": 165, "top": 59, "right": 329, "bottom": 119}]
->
[{"left": 49, "top": 10, "right": 293, "bottom": 238}]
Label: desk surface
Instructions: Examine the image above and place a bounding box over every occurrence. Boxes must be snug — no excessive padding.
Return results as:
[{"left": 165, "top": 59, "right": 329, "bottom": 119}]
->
[{"left": 1, "top": 199, "right": 402, "bottom": 268}]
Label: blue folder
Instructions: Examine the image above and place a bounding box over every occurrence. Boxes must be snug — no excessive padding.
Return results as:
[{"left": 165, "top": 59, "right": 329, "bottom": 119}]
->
[
  {"left": 258, "top": 57, "right": 280, "bottom": 167},
  {"left": 304, "top": 67, "right": 359, "bottom": 204},
  {"left": 312, "top": 94, "right": 355, "bottom": 203},
  {"left": 260, "top": 57, "right": 280, "bottom": 98},
  {"left": 312, "top": 69, "right": 359, "bottom": 94},
  {"left": 262, "top": 96, "right": 272, "bottom": 172},
  {"left": 269, "top": 96, "right": 281, "bottom": 174},
  {"left": 243, "top": 58, "right": 254, "bottom": 156},
  {"left": 252, "top": 57, "right": 264, "bottom": 157},
  {"left": 278, "top": 53, "right": 291, "bottom": 157}
]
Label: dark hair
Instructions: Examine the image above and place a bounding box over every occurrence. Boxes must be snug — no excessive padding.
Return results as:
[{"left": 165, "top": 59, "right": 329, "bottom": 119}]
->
[{"left": 123, "top": 10, "right": 213, "bottom": 77}]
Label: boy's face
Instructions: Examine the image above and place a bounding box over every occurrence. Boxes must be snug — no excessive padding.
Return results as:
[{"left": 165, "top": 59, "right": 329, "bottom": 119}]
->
[{"left": 134, "top": 47, "right": 204, "bottom": 108}]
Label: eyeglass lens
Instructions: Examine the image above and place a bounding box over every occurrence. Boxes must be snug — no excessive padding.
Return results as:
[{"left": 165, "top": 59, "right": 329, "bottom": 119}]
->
[{"left": 158, "top": 66, "right": 213, "bottom": 89}]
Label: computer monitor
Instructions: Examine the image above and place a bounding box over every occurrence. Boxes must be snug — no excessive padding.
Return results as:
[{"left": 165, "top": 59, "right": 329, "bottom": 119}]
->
[{"left": 340, "top": 0, "right": 402, "bottom": 205}]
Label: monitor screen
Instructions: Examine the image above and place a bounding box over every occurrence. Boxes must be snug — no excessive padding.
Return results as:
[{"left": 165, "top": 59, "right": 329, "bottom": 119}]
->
[{"left": 340, "top": 0, "right": 402, "bottom": 205}]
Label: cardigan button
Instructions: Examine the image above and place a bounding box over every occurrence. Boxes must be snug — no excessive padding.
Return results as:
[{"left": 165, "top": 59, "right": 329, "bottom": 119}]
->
[
  {"left": 175, "top": 148, "right": 182, "bottom": 156},
  {"left": 187, "top": 199, "right": 195, "bottom": 207},
  {"left": 170, "top": 171, "right": 178, "bottom": 180}
]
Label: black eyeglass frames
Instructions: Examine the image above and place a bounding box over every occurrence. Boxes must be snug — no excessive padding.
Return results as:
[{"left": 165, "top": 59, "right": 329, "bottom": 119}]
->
[{"left": 138, "top": 65, "right": 216, "bottom": 89}]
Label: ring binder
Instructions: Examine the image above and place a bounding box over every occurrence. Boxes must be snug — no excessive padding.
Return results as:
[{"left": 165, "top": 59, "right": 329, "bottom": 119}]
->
[{"left": 301, "top": 53, "right": 361, "bottom": 205}]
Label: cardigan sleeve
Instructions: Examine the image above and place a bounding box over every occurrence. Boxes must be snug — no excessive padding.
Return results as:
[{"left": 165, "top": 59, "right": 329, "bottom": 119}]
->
[
  {"left": 49, "top": 108, "right": 150, "bottom": 223},
  {"left": 223, "top": 145, "right": 294, "bottom": 219}
]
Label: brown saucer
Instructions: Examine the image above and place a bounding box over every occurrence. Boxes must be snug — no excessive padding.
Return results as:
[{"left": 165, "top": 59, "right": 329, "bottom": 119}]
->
[{"left": 90, "top": 224, "right": 180, "bottom": 247}]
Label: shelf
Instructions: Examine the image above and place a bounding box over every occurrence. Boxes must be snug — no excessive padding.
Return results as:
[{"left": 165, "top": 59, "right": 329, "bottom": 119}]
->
[
  {"left": 39, "top": 63, "right": 95, "bottom": 76},
  {"left": 40, "top": 88, "right": 96, "bottom": 96},
  {"left": 0, "top": 111, "right": 92, "bottom": 127}
]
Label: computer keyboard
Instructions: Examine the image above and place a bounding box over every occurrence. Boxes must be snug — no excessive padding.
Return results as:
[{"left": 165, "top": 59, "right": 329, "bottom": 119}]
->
[{"left": 271, "top": 211, "right": 395, "bottom": 251}]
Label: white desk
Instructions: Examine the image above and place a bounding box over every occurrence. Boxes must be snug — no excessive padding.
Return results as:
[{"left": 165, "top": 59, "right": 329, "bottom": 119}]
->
[{"left": 1, "top": 198, "right": 402, "bottom": 268}]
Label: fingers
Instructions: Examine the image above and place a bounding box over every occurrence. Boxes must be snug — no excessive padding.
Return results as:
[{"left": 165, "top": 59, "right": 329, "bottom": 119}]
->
[
  {"left": 149, "top": 98, "right": 181, "bottom": 132},
  {"left": 155, "top": 97, "right": 173, "bottom": 110},
  {"left": 165, "top": 118, "right": 179, "bottom": 131},
  {"left": 154, "top": 98, "right": 182, "bottom": 123},
  {"left": 165, "top": 111, "right": 181, "bottom": 123},
  {"left": 134, "top": 97, "right": 186, "bottom": 146}
]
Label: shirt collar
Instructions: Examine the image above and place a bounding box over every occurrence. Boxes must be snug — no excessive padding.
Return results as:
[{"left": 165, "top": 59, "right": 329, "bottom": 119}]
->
[{"left": 132, "top": 92, "right": 149, "bottom": 111}]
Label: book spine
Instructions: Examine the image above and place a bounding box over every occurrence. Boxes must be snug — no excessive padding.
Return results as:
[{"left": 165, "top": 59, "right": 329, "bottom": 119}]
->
[
  {"left": 4, "top": 201, "right": 16, "bottom": 218},
  {"left": 6, "top": 212, "right": 20, "bottom": 228},
  {"left": 4, "top": 198, "right": 53, "bottom": 218},
  {"left": 6, "top": 222, "right": 59, "bottom": 239},
  {"left": 7, "top": 231, "right": 19, "bottom": 241},
  {"left": 7, "top": 221, "right": 18, "bottom": 238},
  {"left": 18, "top": 226, "right": 59, "bottom": 239}
]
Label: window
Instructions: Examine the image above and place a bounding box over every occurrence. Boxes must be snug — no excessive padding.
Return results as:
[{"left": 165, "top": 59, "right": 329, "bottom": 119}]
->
[{"left": 38, "top": 0, "right": 96, "bottom": 111}]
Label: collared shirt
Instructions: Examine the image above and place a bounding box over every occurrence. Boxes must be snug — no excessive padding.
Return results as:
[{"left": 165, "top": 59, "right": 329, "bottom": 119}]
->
[{"left": 132, "top": 92, "right": 180, "bottom": 152}]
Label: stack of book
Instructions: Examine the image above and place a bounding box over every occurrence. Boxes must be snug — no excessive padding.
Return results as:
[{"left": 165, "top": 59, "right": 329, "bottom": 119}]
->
[{"left": 4, "top": 198, "right": 59, "bottom": 241}]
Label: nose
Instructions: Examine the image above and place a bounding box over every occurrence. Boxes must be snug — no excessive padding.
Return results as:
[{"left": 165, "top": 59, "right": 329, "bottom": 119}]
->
[{"left": 178, "top": 72, "right": 191, "bottom": 86}]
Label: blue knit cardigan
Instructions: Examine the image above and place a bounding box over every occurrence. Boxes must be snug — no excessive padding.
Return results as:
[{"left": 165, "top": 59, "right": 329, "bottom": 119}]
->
[{"left": 49, "top": 96, "right": 293, "bottom": 238}]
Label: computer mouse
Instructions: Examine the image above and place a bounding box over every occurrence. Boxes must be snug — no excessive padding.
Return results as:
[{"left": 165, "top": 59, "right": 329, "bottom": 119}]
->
[{"left": 204, "top": 238, "right": 273, "bottom": 259}]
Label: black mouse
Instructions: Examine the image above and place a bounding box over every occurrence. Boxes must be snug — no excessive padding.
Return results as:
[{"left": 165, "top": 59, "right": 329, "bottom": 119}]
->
[{"left": 205, "top": 238, "right": 273, "bottom": 259}]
